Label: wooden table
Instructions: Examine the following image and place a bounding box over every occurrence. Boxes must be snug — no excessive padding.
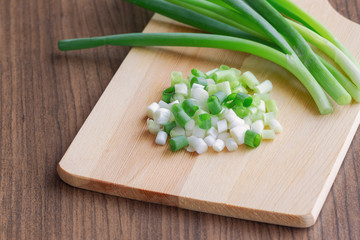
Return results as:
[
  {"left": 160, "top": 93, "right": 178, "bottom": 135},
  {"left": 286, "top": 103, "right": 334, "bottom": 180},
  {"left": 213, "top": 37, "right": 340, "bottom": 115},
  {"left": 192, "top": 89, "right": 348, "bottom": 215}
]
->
[{"left": 1, "top": 0, "right": 359, "bottom": 239}]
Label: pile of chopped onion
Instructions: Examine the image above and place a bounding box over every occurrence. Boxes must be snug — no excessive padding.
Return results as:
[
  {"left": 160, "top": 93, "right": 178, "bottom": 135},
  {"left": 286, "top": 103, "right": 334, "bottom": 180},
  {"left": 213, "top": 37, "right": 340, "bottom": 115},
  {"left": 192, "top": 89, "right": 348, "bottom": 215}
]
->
[{"left": 146, "top": 65, "right": 282, "bottom": 154}]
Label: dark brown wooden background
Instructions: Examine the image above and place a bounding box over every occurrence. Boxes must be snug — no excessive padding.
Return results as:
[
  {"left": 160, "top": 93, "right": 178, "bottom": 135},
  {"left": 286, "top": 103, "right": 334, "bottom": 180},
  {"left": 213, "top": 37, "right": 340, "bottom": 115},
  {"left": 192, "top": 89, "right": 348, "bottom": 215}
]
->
[{"left": 1, "top": 0, "right": 359, "bottom": 239}]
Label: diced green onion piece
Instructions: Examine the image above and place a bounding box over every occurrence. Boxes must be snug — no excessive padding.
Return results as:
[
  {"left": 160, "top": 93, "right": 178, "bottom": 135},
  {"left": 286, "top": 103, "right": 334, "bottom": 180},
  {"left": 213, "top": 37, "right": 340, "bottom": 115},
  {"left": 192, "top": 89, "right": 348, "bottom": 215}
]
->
[
  {"left": 169, "top": 135, "right": 189, "bottom": 151},
  {"left": 265, "top": 99, "right": 278, "bottom": 114},
  {"left": 235, "top": 93, "right": 253, "bottom": 107},
  {"left": 213, "top": 90, "right": 228, "bottom": 104},
  {"left": 164, "top": 121, "right": 177, "bottom": 135},
  {"left": 191, "top": 68, "right": 206, "bottom": 77},
  {"left": 193, "top": 109, "right": 207, "bottom": 123},
  {"left": 220, "top": 65, "right": 231, "bottom": 70},
  {"left": 244, "top": 130, "right": 261, "bottom": 148},
  {"left": 182, "top": 99, "right": 199, "bottom": 117},
  {"left": 233, "top": 106, "right": 249, "bottom": 118},
  {"left": 170, "top": 103, "right": 191, "bottom": 128},
  {"left": 191, "top": 76, "right": 208, "bottom": 88},
  {"left": 207, "top": 95, "right": 222, "bottom": 115},
  {"left": 240, "top": 71, "right": 260, "bottom": 90},
  {"left": 198, "top": 113, "right": 212, "bottom": 130},
  {"left": 224, "top": 93, "right": 237, "bottom": 108},
  {"left": 162, "top": 86, "right": 175, "bottom": 103}
]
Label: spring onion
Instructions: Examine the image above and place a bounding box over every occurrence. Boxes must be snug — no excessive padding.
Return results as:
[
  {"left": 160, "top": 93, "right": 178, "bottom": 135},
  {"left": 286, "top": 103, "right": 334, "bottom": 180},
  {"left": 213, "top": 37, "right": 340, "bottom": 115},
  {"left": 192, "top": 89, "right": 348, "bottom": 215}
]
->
[
  {"left": 169, "top": 135, "right": 189, "bottom": 151},
  {"left": 244, "top": 130, "right": 262, "bottom": 148},
  {"left": 146, "top": 67, "right": 282, "bottom": 153}
]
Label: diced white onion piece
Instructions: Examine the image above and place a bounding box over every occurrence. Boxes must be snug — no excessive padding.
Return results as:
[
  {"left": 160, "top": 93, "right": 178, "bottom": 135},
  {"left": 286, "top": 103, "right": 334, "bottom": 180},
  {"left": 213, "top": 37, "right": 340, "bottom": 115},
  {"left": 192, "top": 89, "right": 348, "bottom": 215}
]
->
[
  {"left": 262, "top": 130, "right": 275, "bottom": 140},
  {"left": 147, "top": 119, "right": 161, "bottom": 135},
  {"left": 154, "top": 108, "right": 171, "bottom": 125},
  {"left": 263, "top": 112, "right": 276, "bottom": 126},
  {"left": 258, "top": 100, "right": 266, "bottom": 112},
  {"left": 243, "top": 116, "right": 252, "bottom": 126},
  {"left": 168, "top": 100, "right": 180, "bottom": 108},
  {"left": 188, "top": 136, "right": 208, "bottom": 154},
  {"left": 224, "top": 109, "right": 238, "bottom": 123},
  {"left": 251, "top": 120, "right": 264, "bottom": 135},
  {"left": 254, "top": 80, "right": 273, "bottom": 94},
  {"left": 218, "top": 108, "right": 229, "bottom": 120},
  {"left": 270, "top": 119, "right": 283, "bottom": 133},
  {"left": 204, "top": 135, "right": 216, "bottom": 147},
  {"left": 225, "top": 138, "right": 238, "bottom": 152},
  {"left": 185, "top": 129, "right": 192, "bottom": 137},
  {"left": 211, "top": 116, "right": 219, "bottom": 127},
  {"left": 191, "top": 83, "right": 205, "bottom": 90},
  {"left": 217, "top": 119, "right": 228, "bottom": 133},
  {"left": 240, "top": 71, "right": 260, "bottom": 90},
  {"left": 158, "top": 100, "right": 169, "bottom": 109},
  {"left": 185, "top": 119, "right": 195, "bottom": 131},
  {"left": 155, "top": 131, "right": 168, "bottom": 145},
  {"left": 196, "top": 99, "right": 209, "bottom": 112},
  {"left": 170, "top": 126, "right": 186, "bottom": 137},
  {"left": 217, "top": 132, "right": 230, "bottom": 141},
  {"left": 213, "top": 139, "right": 225, "bottom": 152},
  {"left": 191, "top": 87, "right": 209, "bottom": 101},
  {"left": 147, "top": 102, "right": 160, "bottom": 119},
  {"left": 207, "top": 78, "right": 216, "bottom": 85},
  {"left": 192, "top": 126, "right": 206, "bottom": 139},
  {"left": 230, "top": 125, "right": 248, "bottom": 145},
  {"left": 187, "top": 145, "right": 195, "bottom": 152},
  {"left": 175, "top": 83, "right": 188, "bottom": 96},
  {"left": 206, "top": 126, "right": 218, "bottom": 138},
  {"left": 229, "top": 117, "right": 245, "bottom": 129},
  {"left": 248, "top": 106, "right": 258, "bottom": 114}
]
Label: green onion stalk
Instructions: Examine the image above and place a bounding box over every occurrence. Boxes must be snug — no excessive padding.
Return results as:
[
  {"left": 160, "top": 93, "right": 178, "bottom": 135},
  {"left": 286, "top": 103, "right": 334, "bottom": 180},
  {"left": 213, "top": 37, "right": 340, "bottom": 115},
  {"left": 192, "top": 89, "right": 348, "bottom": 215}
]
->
[
  {"left": 58, "top": 32, "right": 332, "bottom": 114},
  {"left": 165, "top": 0, "right": 360, "bottom": 94},
  {"left": 57, "top": 0, "right": 360, "bottom": 115}
]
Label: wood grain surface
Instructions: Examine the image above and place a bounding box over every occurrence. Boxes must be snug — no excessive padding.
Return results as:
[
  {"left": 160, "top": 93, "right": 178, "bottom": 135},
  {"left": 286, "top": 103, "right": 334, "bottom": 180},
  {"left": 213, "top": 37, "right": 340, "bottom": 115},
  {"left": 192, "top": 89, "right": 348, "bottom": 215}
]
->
[{"left": 1, "top": 0, "right": 359, "bottom": 239}]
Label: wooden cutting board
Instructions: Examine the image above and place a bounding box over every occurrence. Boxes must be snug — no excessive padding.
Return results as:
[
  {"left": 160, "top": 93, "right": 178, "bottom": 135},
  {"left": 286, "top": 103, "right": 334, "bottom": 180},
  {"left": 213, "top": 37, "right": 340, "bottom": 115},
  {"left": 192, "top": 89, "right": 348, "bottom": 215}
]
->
[{"left": 58, "top": 0, "right": 360, "bottom": 227}]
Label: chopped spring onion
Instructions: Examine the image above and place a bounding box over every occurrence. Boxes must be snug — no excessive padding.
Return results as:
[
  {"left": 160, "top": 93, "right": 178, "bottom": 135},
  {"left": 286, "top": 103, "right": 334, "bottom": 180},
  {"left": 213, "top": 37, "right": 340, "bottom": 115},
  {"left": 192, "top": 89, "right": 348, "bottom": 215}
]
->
[
  {"left": 191, "top": 76, "right": 208, "bottom": 88},
  {"left": 164, "top": 121, "right": 177, "bottom": 135},
  {"left": 204, "top": 135, "right": 217, "bottom": 147},
  {"left": 213, "top": 139, "right": 225, "bottom": 152},
  {"left": 170, "top": 126, "right": 186, "bottom": 138},
  {"left": 156, "top": 131, "right": 168, "bottom": 145},
  {"left": 162, "top": 86, "right": 175, "bottom": 103},
  {"left": 182, "top": 99, "right": 199, "bottom": 117},
  {"left": 145, "top": 67, "right": 282, "bottom": 153},
  {"left": 254, "top": 80, "right": 273, "bottom": 94},
  {"left": 198, "top": 113, "right": 212, "bottom": 130},
  {"left": 251, "top": 120, "right": 265, "bottom": 135},
  {"left": 225, "top": 138, "right": 239, "bottom": 152},
  {"left": 262, "top": 130, "right": 276, "bottom": 140},
  {"left": 207, "top": 95, "right": 222, "bottom": 115},
  {"left": 171, "top": 103, "right": 191, "bottom": 128},
  {"left": 244, "top": 130, "right": 261, "bottom": 148},
  {"left": 147, "top": 102, "right": 160, "bottom": 119},
  {"left": 169, "top": 135, "right": 189, "bottom": 151},
  {"left": 265, "top": 99, "right": 278, "bottom": 115},
  {"left": 270, "top": 119, "right": 283, "bottom": 133}
]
